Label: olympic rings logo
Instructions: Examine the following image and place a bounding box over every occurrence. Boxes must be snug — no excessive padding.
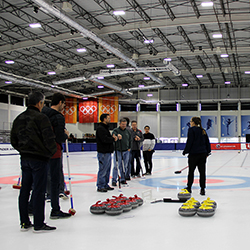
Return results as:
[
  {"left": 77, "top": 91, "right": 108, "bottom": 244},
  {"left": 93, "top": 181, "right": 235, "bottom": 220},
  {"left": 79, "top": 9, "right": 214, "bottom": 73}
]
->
[
  {"left": 80, "top": 105, "right": 97, "bottom": 115},
  {"left": 62, "top": 106, "right": 76, "bottom": 116},
  {"left": 100, "top": 105, "right": 117, "bottom": 114}
]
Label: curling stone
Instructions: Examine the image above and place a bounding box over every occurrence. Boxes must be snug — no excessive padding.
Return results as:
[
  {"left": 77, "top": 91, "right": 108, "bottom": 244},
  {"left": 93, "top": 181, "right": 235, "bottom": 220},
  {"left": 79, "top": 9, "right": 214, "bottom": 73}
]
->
[
  {"left": 184, "top": 198, "right": 200, "bottom": 209},
  {"left": 133, "top": 194, "right": 143, "bottom": 206},
  {"left": 177, "top": 189, "right": 191, "bottom": 201},
  {"left": 90, "top": 201, "right": 106, "bottom": 214},
  {"left": 105, "top": 204, "right": 123, "bottom": 216},
  {"left": 101, "top": 198, "right": 114, "bottom": 207},
  {"left": 197, "top": 204, "right": 215, "bottom": 217},
  {"left": 116, "top": 200, "right": 132, "bottom": 212},
  {"left": 178, "top": 205, "right": 197, "bottom": 217},
  {"left": 202, "top": 197, "right": 217, "bottom": 209},
  {"left": 128, "top": 197, "right": 139, "bottom": 209}
]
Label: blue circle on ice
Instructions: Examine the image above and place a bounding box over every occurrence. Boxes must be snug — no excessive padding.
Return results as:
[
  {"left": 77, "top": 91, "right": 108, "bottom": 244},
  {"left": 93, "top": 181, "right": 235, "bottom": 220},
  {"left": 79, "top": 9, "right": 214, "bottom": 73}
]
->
[{"left": 139, "top": 175, "right": 250, "bottom": 190}]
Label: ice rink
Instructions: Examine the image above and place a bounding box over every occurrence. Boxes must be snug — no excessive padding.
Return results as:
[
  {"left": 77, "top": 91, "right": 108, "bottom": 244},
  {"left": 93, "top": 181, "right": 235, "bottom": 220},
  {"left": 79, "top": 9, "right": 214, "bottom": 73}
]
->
[{"left": 1, "top": 149, "right": 250, "bottom": 250}]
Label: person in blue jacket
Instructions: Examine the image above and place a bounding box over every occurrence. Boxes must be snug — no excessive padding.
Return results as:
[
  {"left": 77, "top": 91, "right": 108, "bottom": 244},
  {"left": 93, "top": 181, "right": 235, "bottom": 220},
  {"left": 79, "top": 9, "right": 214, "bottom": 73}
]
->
[{"left": 182, "top": 116, "right": 211, "bottom": 195}]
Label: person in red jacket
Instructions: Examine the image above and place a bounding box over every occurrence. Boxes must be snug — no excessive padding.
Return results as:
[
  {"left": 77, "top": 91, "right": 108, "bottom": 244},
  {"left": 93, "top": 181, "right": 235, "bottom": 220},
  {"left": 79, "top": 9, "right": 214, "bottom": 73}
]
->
[{"left": 182, "top": 117, "right": 211, "bottom": 195}]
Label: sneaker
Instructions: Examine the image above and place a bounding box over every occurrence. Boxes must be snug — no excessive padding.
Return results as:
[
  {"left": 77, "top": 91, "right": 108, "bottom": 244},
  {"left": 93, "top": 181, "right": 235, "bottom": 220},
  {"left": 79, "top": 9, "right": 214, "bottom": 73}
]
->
[
  {"left": 145, "top": 172, "right": 151, "bottom": 175},
  {"left": 20, "top": 222, "right": 33, "bottom": 231},
  {"left": 121, "top": 180, "right": 127, "bottom": 185},
  {"left": 97, "top": 188, "right": 107, "bottom": 192},
  {"left": 125, "top": 177, "right": 131, "bottom": 181},
  {"left": 59, "top": 192, "right": 69, "bottom": 200},
  {"left": 200, "top": 188, "right": 206, "bottom": 196},
  {"left": 106, "top": 186, "right": 114, "bottom": 191},
  {"left": 33, "top": 224, "right": 56, "bottom": 233},
  {"left": 112, "top": 182, "right": 117, "bottom": 187},
  {"left": 50, "top": 210, "right": 72, "bottom": 219},
  {"left": 184, "top": 187, "right": 192, "bottom": 193},
  {"left": 46, "top": 196, "right": 51, "bottom": 203}
]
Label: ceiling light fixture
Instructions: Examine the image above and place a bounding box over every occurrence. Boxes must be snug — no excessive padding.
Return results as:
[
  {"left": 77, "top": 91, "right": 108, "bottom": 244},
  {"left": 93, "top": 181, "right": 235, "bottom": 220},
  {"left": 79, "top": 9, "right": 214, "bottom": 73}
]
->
[
  {"left": 97, "top": 85, "right": 104, "bottom": 89},
  {"left": 113, "top": 10, "right": 126, "bottom": 16},
  {"left": 144, "top": 39, "right": 154, "bottom": 44},
  {"left": 48, "top": 71, "right": 56, "bottom": 75},
  {"left": 106, "top": 64, "right": 115, "bottom": 68},
  {"left": 5, "top": 60, "right": 15, "bottom": 64},
  {"left": 201, "top": 2, "right": 214, "bottom": 7},
  {"left": 213, "top": 34, "right": 223, "bottom": 38},
  {"left": 164, "top": 58, "right": 172, "bottom": 62},
  {"left": 221, "top": 54, "right": 229, "bottom": 58},
  {"left": 138, "top": 85, "right": 145, "bottom": 88},
  {"left": 5, "top": 81, "right": 12, "bottom": 84},
  {"left": 144, "top": 77, "right": 150, "bottom": 80},
  {"left": 29, "top": 23, "right": 41, "bottom": 28},
  {"left": 244, "top": 71, "right": 250, "bottom": 74},
  {"left": 82, "top": 97, "right": 88, "bottom": 100},
  {"left": 97, "top": 76, "right": 104, "bottom": 79},
  {"left": 77, "top": 48, "right": 87, "bottom": 53},
  {"left": 147, "top": 93, "right": 153, "bottom": 97},
  {"left": 182, "top": 83, "right": 188, "bottom": 87},
  {"left": 196, "top": 75, "right": 203, "bottom": 78},
  {"left": 225, "top": 81, "right": 231, "bottom": 84}
]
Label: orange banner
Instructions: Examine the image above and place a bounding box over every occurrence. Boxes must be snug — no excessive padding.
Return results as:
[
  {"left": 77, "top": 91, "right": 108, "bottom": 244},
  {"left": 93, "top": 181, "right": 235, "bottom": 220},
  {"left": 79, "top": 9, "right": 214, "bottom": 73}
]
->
[
  {"left": 63, "top": 98, "right": 77, "bottom": 123},
  {"left": 79, "top": 99, "right": 98, "bottom": 123},
  {"left": 98, "top": 96, "right": 119, "bottom": 123}
]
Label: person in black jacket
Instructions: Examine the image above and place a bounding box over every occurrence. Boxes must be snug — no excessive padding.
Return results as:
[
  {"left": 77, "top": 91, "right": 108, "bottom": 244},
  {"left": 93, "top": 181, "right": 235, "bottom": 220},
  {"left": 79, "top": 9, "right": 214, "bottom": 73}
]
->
[
  {"left": 42, "top": 93, "right": 71, "bottom": 219},
  {"left": 11, "top": 91, "right": 57, "bottom": 232},
  {"left": 96, "top": 114, "right": 118, "bottom": 192},
  {"left": 182, "top": 116, "right": 211, "bottom": 195}
]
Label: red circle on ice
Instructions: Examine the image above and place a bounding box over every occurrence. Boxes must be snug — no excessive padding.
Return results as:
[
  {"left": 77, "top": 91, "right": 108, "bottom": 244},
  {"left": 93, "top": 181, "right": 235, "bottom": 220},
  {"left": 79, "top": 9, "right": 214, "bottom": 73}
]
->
[
  {"left": 182, "top": 178, "right": 224, "bottom": 184},
  {"left": 0, "top": 173, "right": 97, "bottom": 185}
]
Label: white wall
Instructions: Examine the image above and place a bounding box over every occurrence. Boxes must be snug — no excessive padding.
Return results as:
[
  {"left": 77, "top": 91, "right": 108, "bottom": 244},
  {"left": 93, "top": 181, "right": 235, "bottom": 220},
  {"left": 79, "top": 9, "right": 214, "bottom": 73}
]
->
[{"left": 65, "top": 122, "right": 95, "bottom": 138}]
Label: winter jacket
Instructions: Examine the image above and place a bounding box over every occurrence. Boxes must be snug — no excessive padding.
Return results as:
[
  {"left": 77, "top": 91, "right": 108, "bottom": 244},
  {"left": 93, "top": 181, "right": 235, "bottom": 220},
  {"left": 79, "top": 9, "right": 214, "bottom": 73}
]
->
[
  {"left": 11, "top": 106, "right": 57, "bottom": 161},
  {"left": 112, "top": 127, "right": 131, "bottom": 152},
  {"left": 143, "top": 132, "right": 156, "bottom": 151},
  {"left": 96, "top": 122, "right": 114, "bottom": 153},
  {"left": 130, "top": 128, "right": 144, "bottom": 151},
  {"left": 42, "top": 106, "right": 68, "bottom": 158},
  {"left": 183, "top": 126, "right": 211, "bottom": 156}
]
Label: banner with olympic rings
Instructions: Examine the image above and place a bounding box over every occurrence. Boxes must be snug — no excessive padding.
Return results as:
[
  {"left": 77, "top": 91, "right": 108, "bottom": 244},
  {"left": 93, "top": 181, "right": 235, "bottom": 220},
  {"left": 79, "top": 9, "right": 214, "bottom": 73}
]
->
[
  {"left": 98, "top": 96, "right": 119, "bottom": 123},
  {"left": 63, "top": 98, "right": 77, "bottom": 123},
  {"left": 79, "top": 99, "right": 98, "bottom": 123}
]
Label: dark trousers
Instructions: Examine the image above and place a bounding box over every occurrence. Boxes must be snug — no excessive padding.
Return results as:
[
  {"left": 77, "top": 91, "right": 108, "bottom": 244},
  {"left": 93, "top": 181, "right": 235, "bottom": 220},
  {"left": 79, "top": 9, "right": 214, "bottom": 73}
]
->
[
  {"left": 187, "top": 153, "right": 207, "bottom": 189},
  {"left": 19, "top": 158, "right": 48, "bottom": 228},
  {"left": 143, "top": 151, "right": 153, "bottom": 174},
  {"left": 47, "top": 155, "right": 65, "bottom": 196},
  {"left": 49, "top": 158, "right": 61, "bottom": 212},
  {"left": 131, "top": 150, "right": 142, "bottom": 176}
]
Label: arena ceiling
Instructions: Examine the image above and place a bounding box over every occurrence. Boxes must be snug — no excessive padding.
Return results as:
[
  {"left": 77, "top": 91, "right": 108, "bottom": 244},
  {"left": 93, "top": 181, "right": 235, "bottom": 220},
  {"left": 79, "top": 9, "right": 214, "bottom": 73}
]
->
[{"left": 0, "top": 0, "right": 250, "bottom": 100}]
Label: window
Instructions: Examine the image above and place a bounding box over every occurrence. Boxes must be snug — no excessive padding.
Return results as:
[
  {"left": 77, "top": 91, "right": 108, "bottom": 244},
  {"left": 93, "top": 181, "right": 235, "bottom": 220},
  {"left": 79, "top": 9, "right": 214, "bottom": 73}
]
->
[
  {"left": 201, "top": 103, "right": 218, "bottom": 111},
  {"left": 160, "top": 104, "right": 177, "bottom": 111},
  {"left": 120, "top": 104, "right": 137, "bottom": 111},
  {"left": 181, "top": 104, "right": 197, "bottom": 111},
  {"left": 140, "top": 104, "right": 157, "bottom": 112},
  {"left": 11, "top": 96, "right": 23, "bottom": 106},
  {"left": 0, "top": 94, "right": 8, "bottom": 104},
  {"left": 220, "top": 102, "right": 238, "bottom": 110}
]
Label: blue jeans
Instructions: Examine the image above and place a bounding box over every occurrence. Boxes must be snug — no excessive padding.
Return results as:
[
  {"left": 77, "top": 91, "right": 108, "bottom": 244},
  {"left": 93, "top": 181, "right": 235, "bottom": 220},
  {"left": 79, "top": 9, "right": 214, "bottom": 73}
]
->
[
  {"left": 112, "top": 150, "right": 129, "bottom": 182},
  {"left": 126, "top": 150, "right": 132, "bottom": 179},
  {"left": 19, "top": 158, "right": 48, "bottom": 228},
  {"left": 97, "top": 153, "right": 112, "bottom": 189}
]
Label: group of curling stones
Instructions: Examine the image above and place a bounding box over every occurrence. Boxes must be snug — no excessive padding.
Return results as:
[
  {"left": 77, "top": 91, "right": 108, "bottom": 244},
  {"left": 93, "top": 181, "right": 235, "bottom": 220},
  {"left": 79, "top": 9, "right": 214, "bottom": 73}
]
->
[
  {"left": 90, "top": 194, "right": 143, "bottom": 216},
  {"left": 178, "top": 189, "right": 217, "bottom": 217}
]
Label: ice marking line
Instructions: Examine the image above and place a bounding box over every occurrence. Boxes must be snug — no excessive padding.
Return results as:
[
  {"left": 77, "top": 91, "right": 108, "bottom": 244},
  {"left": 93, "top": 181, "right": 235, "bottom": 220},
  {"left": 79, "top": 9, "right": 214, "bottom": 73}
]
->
[
  {"left": 210, "top": 153, "right": 239, "bottom": 175},
  {"left": 139, "top": 176, "right": 250, "bottom": 189},
  {"left": 240, "top": 152, "right": 248, "bottom": 168}
]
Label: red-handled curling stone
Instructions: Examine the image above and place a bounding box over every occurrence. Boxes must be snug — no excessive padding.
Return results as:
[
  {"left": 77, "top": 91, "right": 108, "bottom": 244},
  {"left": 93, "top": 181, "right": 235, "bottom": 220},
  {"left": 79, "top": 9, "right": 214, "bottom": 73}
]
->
[
  {"left": 105, "top": 204, "right": 123, "bottom": 215},
  {"left": 90, "top": 201, "right": 106, "bottom": 214},
  {"left": 133, "top": 194, "right": 143, "bottom": 206},
  {"left": 128, "top": 197, "right": 139, "bottom": 209},
  {"left": 115, "top": 200, "right": 132, "bottom": 212}
]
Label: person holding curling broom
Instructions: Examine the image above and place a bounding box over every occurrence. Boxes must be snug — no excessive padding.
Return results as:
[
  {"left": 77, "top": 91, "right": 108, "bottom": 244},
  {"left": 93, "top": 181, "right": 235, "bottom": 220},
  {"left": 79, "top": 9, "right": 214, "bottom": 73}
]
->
[{"left": 182, "top": 117, "right": 211, "bottom": 196}]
